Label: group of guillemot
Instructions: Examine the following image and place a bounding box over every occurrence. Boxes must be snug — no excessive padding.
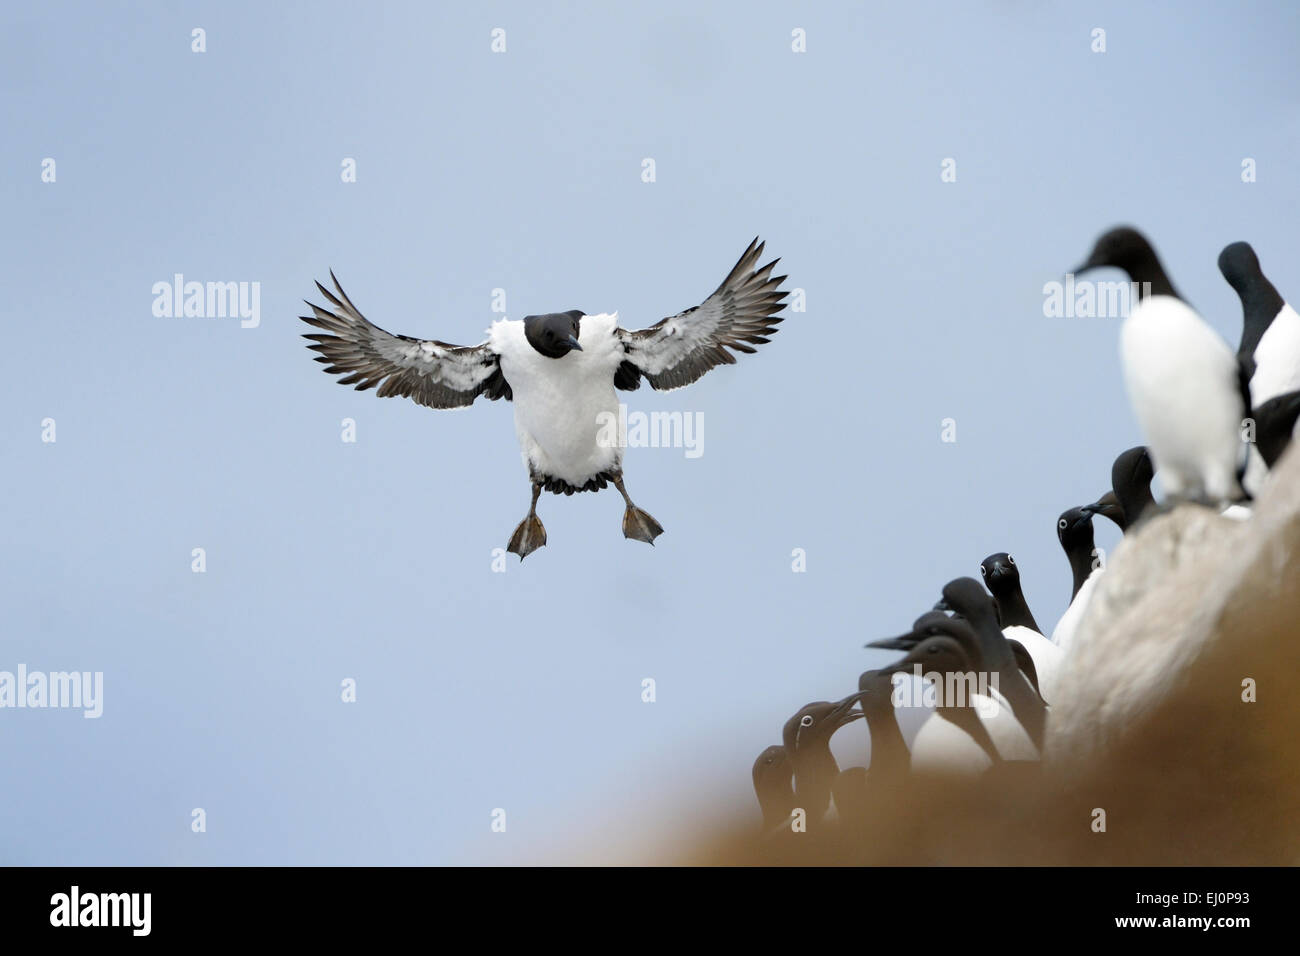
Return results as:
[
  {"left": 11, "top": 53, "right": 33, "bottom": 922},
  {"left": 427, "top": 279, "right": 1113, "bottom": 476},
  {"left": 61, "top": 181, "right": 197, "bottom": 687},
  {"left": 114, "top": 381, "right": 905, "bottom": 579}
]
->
[
  {"left": 300, "top": 239, "right": 788, "bottom": 559},
  {"left": 753, "top": 226, "right": 1300, "bottom": 834}
]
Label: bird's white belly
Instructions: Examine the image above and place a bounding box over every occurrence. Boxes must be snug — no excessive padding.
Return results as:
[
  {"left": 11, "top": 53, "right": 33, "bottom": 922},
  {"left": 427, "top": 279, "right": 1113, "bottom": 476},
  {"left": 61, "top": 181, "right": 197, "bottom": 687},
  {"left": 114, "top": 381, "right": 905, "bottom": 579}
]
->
[
  {"left": 1053, "top": 568, "right": 1101, "bottom": 654},
  {"left": 1004, "top": 625, "right": 1063, "bottom": 704},
  {"left": 910, "top": 713, "right": 994, "bottom": 775},
  {"left": 976, "top": 690, "right": 1040, "bottom": 761},
  {"left": 497, "top": 353, "right": 620, "bottom": 486},
  {"left": 1120, "top": 300, "right": 1242, "bottom": 501},
  {"left": 1251, "top": 304, "right": 1300, "bottom": 406}
]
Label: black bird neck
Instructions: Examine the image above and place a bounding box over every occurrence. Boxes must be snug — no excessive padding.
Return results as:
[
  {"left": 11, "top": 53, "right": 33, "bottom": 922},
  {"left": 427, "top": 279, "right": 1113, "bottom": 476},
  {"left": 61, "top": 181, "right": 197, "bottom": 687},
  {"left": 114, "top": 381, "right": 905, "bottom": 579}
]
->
[
  {"left": 1066, "top": 540, "right": 1096, "bottom": 600},
  {"left": 963, "top": 604, "right": 1018, "bottom": 673},
  {"left": 1126, "top": 248, "right": 1180, "bottom": 301},
  {"left": 993, "top": 585, "right": 1041, "bottom": 633},
  {"left": 1117, "top": 483, "right": 1155, "bottom": 528},
  {"left": 1235, "top": 271, "right": 1286, "bottom": 359},
  {"left": 861, "top": 696, "right": 910, "bottom": 779},
  {"left": 791, "top": 747, "right": 840, "bottom": 820}
]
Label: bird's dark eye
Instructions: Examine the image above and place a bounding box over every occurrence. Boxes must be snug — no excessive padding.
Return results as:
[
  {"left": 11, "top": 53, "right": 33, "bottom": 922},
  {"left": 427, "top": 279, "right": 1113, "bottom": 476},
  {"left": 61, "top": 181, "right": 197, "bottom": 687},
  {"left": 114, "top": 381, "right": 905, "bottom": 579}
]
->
[
  {"left": 979, "top": 566, "right": 987, "bottom": 576},
  {"left": 1058, "top": 518, "right": 1068, "bottom": 530},
  {"left": 1008, "top": 555, "right": 1016, "bottom": 566},
  {"left": 799, "top": 715, "right": 814, "bottom": 728}
]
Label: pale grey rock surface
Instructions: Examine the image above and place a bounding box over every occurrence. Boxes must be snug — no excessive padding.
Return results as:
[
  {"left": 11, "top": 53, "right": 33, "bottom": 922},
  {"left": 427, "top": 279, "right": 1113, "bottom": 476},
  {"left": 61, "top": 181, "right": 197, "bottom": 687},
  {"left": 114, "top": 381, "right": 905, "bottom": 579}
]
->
[{"left": 1047, "top": 442, "right": 1300, "bottom": 767}]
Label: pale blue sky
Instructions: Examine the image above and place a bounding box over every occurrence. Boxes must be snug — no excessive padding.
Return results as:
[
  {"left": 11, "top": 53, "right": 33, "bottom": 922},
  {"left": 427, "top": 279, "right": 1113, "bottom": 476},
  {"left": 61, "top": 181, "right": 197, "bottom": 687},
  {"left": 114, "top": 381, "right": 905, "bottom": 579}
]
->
[{"left": 3, "top": 1, "right": 1298, "bottom": 863}]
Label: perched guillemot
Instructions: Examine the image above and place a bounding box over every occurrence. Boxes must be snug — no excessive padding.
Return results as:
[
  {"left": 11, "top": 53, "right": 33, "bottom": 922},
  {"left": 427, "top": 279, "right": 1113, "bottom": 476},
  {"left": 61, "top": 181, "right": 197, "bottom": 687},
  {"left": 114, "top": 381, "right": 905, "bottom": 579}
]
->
[
  {"left": 979, "top": 553, "right": 1061, "bottom": 704},
  {"left": 1220, "top": 241, "right": 1300, "bottom": 405},
  {"left": 1051, "top": 505, "right": 1103, "bottom": 653},
  {"left": 1220, "top": 242, "right": 1300, "bottom": 495},
  {"left": 301, "top": 239, "right": 789, "bottom": 558},
  {"left": 1075, "top": 227, "right": 1248, "bottom": 508},
  {"left": 782, "top": 694, "right": 869, "bottom": 825}
]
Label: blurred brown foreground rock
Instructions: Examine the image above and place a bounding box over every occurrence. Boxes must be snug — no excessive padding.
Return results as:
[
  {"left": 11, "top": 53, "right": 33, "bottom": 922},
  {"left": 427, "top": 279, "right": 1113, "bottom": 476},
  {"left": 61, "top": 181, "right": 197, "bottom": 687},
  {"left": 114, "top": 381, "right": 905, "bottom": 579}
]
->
[{"left": 689, "top": 446, "right": 1300, "bottom": 865}]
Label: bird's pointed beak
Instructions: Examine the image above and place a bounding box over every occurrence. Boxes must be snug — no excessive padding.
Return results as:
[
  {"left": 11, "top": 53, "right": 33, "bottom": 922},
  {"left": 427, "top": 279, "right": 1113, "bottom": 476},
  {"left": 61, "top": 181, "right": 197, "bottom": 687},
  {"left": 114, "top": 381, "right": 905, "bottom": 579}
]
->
[
  {"left": 1086, "top": 490, "right": 1124, "bottom": 522},
  {"left": 866, "top": 634, "right": 918, "bottom": 651},
  {"left": 564, "top": 335, "right": 583, "bottom": 352},
  {"left": 829, "top": 690, "right": 869, "bottom": 726}
]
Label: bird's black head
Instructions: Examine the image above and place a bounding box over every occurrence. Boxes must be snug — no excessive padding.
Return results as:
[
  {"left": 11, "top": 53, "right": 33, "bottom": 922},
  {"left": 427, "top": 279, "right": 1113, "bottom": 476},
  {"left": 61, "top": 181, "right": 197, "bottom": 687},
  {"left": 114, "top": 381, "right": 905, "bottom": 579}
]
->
[
  {"left": 781, "top": 695, "right": 865, "bottom": 753},
  {"left": 751, "top": 744, "right": 792, "bottom": 789},
  {"left": 1085, "top": 490, "right": 1127, "bottom": 529},
  {"left": 940, "top": 576, "right": 999, "bottom": 624},
  {"left": 856, "top": 666, "right": 897, "bottom": 698},
  {"left": 868, "top": 612, "right": 978, "bottom": 656},
  {"left": 1057, "top": 505, "right": 1096, "bottom": 550},
  {"left": 1075, "top": 226, "right": 1157, "bottom": 278},
  {"left": 523, "top": 310, "right": 584, "bottom": 359},
  {"left": 879, "top": 635, "right": 973, "bottom": 680},
  {"left": 1114, "top": 446, "right": 1154, "bottom": 491},
  {"left": 1074, "top": 226, "right": 1178, "bottom": 300},
  {"left": 979, "top": 552, "right": 1021, "bottom": 595},
  {"left": 1217, "top": 241, "right": 1261, "bottom": 293}
]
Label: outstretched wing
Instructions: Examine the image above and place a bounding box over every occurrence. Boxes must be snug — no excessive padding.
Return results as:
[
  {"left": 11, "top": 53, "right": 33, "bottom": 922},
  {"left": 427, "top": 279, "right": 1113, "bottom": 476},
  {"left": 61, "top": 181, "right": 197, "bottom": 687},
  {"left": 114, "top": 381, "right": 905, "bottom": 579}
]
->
[
  {"left": 300, "top": 272, "right": 511, "bottom": 408},
  {"left": 614, "top": 238, "right": 789, "bottom": 392}
]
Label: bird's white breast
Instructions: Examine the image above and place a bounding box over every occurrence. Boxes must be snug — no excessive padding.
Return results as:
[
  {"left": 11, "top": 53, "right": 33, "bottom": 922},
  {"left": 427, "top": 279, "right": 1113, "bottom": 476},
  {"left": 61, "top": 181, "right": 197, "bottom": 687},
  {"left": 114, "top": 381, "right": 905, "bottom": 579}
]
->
[
  {"left": 491, "top": 314, "right": 627, "bottom": 484},
  {"left": 1005, "top": 625, "right": 1063, "bottom": 704},
  {"left": 1251, "top": 302, "right": 1300, "bottom": 406},
  {"left": 1120, "top": 296, "right": 1243, "bottom": 502},
  {"left": 1052, "top": 568, "right": 1102, "bottom": 654},
  {"left": 910, "top": 713, "right": 995, "bottom": 775}
]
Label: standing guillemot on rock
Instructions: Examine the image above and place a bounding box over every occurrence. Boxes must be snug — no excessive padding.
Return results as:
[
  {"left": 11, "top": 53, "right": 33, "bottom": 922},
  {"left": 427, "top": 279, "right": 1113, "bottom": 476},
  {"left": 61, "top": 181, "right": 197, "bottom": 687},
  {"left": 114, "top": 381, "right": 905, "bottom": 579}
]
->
[
  {"left": 1220, "top": 242, "right": 1300, "bottom": 495},
  {"left": 300, "top": 239, "right": 789, "bottom": 558},
  {"left": 1220, "top": 241, "right": 1300, "bottom": 406},
  {"left": 979, "top": 552, "right": 1062, "bottom": 704},
  {"left": 1075, "top": 227, "right": 1249, "bottom": 508},
  {"left": 1050, "top": 505, "right": 1103, "bottom": 653},
  {"left": 782, "top": 693, "right": 871, "bottom": 825}
]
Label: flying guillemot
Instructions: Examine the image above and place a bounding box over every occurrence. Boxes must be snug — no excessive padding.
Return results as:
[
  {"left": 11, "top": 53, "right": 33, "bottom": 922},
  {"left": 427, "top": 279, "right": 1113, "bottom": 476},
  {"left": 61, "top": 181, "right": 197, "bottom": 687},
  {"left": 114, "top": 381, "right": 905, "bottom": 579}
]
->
[{"left": 301, "top": 239, "right": 789, "bottom": 558}]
